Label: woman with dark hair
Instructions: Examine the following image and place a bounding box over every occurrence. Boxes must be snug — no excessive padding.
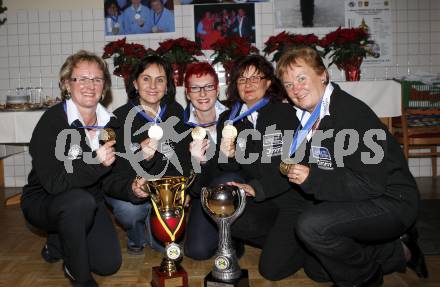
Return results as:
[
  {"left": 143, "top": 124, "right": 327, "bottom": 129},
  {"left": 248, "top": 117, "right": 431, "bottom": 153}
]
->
[
  {"left": 216, "top": 54, "right": 323, "bottom": 281},
  {"left": 21, "top": 50, "right": 121, "bottom": 287},
  {"left": 104, "top": 0, "right": 124, "bottom": 35},
  {"left": 102, "top": 54, "right": 190, "bottom": 255},
  {"left": 276, "top": 46, "right": 427, "bottom": 286}
]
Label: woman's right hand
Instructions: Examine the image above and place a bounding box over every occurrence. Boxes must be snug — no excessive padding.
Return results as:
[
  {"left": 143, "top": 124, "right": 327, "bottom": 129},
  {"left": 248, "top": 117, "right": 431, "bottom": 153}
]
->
[
  {"left": 189, "top": 139, "right": 209, "bottom": 163},
  {"left": 140, "top": 138, "right": 158, "bottom": 161},
  {"left": 220, "top": 137, "right": 236, "bottom": 158},
  {"left": 132, "top": 176, "right": 149, "bottom": 198},
  {"left": 96, "top": 140, "right": 116, "bottom": 167}
]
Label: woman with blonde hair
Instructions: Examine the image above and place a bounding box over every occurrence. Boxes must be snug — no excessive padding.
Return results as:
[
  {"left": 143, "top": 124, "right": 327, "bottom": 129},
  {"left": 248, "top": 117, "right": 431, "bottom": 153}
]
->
[
  {"left": 21, "top": 50, "right": 121, "bottom": 287},
  {"left": 276, "top": 46, "right": 427, "bottom": 286}
]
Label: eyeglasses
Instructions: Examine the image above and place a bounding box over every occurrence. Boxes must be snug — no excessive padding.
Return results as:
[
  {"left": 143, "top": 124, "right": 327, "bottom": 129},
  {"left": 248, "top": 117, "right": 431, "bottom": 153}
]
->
[
  {"left": 70, "top": 77, "right": 105, "bottom": 86},
  {"left": 237, "top": 75, "right": 266, "bottom": 85},
  {"left": 187, "top": 84, "right": 216, "bottom": 93},
  {"left": 283, "top": 75, "right": 307, "bottom": 90}
]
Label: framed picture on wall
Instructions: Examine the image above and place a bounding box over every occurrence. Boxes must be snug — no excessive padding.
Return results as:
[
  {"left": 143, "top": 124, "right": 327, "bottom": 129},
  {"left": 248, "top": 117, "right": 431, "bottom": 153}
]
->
[
  {"left": 274, "top": 0, "right": 345, "bottom": 28},
  {"left": 104, "top": 0, "right": 175, "bottom": 37},
  {"left": 194, "top": 3, "right": 255, "bottom": 49},
  {"left": 177, "top": 0, "right": 268, "bottom": 4}
]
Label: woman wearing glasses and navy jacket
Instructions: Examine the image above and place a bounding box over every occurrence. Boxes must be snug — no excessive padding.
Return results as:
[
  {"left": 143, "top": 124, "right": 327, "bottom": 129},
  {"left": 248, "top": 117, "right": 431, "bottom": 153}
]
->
[
  {"left": 215, "top": 54, "right": 326, "bottom": 281},
  {"left": 21, "top": 50, "right": 121, "bottom": 287},
  {"left": 101, "top": 55, "right": 192, "bottom": 255},
  {"left": 181, "top": 62, "right": 246, "bottom": 260}
]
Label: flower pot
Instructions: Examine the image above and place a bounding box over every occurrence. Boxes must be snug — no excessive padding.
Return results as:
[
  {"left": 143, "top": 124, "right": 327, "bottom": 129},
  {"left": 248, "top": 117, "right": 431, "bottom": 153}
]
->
[
  {"left": 339, "top": 57, "right": 363, "bottom": 81},
  {"left": 172, "top": 63, "right": 186, "bottom": 86}
]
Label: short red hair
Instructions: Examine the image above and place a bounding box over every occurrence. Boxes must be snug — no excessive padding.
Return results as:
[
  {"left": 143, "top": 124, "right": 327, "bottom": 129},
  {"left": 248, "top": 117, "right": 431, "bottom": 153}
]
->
[{"left": 184, "top": 62, "right": 219, "bottom": 90}]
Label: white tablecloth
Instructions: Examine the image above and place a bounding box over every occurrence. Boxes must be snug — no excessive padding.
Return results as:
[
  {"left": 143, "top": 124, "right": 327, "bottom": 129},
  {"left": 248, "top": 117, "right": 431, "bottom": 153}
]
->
[
  {"left": 0, "top": 111, "right": 44, "bottom": 144},
  {"left": 0, "top": 80, "right": 401, "bottom": 145},
  {"left": 337, "top": 80, "right": 401, "bottom": 118}
]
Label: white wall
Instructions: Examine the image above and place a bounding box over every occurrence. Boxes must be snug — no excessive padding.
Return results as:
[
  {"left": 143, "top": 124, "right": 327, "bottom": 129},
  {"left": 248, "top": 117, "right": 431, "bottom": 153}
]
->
[
  {"left": 4, "top": 0, "right": 101, "bottom": 10},
  {"left": 1, "top": 0, "right": 440, "bottom": 186}
]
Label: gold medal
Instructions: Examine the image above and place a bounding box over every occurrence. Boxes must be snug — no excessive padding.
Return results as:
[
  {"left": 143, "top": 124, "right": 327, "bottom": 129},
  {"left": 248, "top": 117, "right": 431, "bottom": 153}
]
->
[
  {"left": 99, "top": 128, "right": 116, "bottom": 143},
  {"left": 191, "top": 126, "right": 207, "bottom": 141},
  {"left": 279, "top": 159, "right": 294, "bottom": 176}
]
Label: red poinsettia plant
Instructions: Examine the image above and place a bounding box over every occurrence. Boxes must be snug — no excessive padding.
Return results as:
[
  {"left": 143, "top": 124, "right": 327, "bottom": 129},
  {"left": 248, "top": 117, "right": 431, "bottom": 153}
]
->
[
  {"left": 102, "top": 38, "right": 155, "bottom": 83},
  {"left": 263, "top": 31, "right": 319, "bottom": 63},
  {"left": 210, "top": 35, "right": 259, "bottom": 66},
  {"left": 156, "top": 37, "right": 203, "bottom": 65},
  {"left": 319, "top": 27, "right": 376, "bottom": 68}
]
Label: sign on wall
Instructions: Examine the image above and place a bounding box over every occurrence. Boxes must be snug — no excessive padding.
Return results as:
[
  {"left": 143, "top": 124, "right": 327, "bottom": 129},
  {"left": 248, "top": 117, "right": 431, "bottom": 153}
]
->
[{"left": 345, "top": 0, "right": 393, "bottom": 65}]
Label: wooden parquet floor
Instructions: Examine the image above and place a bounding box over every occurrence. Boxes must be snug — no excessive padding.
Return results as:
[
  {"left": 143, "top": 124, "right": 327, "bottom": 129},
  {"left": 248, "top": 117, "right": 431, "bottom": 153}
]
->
[{"left": 1, "top": 177, "right": 440, "bottom": 287}]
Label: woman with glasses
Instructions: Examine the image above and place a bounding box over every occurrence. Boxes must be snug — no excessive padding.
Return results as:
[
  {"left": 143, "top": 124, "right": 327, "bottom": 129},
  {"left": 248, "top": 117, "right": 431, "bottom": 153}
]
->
[
  {"left": 181, "top": 62, "right": 245, "bottom": 260},
  {"left": 275, "top": 46, "right": 426, "bottom": 286},
  {"left": 216, "top": 54, "right": 324, "bottom": 281},
  {"left": 102, "top": 55, "right": 192, "bottom": 256},
  {"left": 21, "top": 50, "right": 121, "bottom": 287}
]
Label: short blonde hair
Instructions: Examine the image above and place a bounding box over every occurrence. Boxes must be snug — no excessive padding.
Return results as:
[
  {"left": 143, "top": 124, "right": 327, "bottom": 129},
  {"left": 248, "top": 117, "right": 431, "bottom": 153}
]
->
[
  {"left": 276, "top": 46, "right": 328, "bottom": 84},
  {"left": 59, "top": 50, "right": 112, "bottom": 105}
]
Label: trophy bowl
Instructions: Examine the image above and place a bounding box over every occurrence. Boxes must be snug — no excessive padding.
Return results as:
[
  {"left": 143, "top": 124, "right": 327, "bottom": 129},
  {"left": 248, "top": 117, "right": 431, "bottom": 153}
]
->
[
  {"left": 203, "top": 184, "right": 240, "bottom": 218},
  {"left": 201, "top": 184, "right": 249, "bottom": 286},
  {"left": 142, "top": 173, "right": 196, "bottom": 287}
]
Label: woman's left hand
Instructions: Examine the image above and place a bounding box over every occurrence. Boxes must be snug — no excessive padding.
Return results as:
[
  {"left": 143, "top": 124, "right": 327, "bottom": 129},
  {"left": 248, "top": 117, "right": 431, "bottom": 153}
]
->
[
  {"left": 287, "top": 164, "right": 310, "bottom": 185},
  {"left": 226, "top": 181, "right": 255, "bottom": 197}
]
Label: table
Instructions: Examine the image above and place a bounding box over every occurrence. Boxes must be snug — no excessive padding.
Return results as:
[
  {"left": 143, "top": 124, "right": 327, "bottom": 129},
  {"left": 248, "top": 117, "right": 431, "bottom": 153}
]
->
[
  {"left": 0, "top": 80, "right": 402, "bottom": 145},
  {"left": 0, "top": 80, "right": 402, "bottom": 201}
]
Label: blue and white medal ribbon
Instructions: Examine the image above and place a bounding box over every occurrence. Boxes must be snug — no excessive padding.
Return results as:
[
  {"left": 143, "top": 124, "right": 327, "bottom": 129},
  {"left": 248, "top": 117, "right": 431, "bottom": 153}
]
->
[
  {"left": 131, "top": 101, "right": 167, "bottom": 140},
  {"left": 222, "top": 97, "right": 270, "bottom": 139},
  {"left": 280, "top": 98, "right": 323, "bottom": 175}
]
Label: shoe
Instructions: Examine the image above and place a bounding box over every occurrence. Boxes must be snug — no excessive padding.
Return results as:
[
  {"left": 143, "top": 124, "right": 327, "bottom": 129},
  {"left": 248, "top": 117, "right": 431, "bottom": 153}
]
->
[
  {"left": 358, "top": 268, "right": 383, "bottom": 287},
  {"left": 64, "top": 264, "right": 98, "bottom": 287},
  {"left": 127, "top": 244, "right": 144, "bottom": 255},
  {"left": 41, "top": 244, "right": 61, "bottom": 263},
  {"left": 400, "top": 231, "right": 429, "bottom": 278}
]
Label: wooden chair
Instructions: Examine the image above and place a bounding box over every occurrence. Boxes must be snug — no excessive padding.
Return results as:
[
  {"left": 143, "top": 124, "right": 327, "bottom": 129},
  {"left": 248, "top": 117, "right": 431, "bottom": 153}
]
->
[{"left": 393, "top": 81, "right": 440, "bottom": 177}]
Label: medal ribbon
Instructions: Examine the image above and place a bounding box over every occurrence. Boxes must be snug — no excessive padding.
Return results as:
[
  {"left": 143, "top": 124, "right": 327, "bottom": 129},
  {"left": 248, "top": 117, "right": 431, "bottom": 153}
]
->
[
  {"left": 289, "top": 98, "right": 323, "bottom": 156},
  {"left": 153, "top": 10, "right": 163, "bottom": 26},
  {"left": 183, "top": 104, "right": 217, "bottom": 127},
  {"left": 63, "top": 101, "right": 106, "bottom": 129},
  {"left": 150, "top": 186, "right": 186, "bottom": 242},
  {"left": 131, "top": 101, "right": 167, "bottom": 124},
  {"left": 226, "top": 97, "right": 270, "bottom": 125}
]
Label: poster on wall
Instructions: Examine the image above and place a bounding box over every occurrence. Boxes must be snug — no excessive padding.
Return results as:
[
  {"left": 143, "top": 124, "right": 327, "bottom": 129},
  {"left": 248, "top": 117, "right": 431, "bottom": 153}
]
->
[
  {"left": 104, "top": 0, "right": 175, "bottom": 37},
  {"left": 177, "top": 0, "right": 268, "bottom": 4},
  {"left": 194, "top": 3, "right": 255, "bottom": 49},
  {"left": 274, "top": 0, "right": 345, "bottom": 28},
  {"left": 345, "top": 0, "right": 392, "bottom": 65}
]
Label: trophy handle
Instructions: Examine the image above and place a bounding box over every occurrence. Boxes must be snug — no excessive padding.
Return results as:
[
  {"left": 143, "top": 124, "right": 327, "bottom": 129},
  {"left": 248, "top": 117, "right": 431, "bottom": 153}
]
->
[
  {"left": 201, "top": 187, "right": 221, "bottom": 224},
  {"left": 228, "top": 187, "right": 246, "bottom": 223},
  {"left": 185, "top": 170, "right": 196, "bottom": 188}
]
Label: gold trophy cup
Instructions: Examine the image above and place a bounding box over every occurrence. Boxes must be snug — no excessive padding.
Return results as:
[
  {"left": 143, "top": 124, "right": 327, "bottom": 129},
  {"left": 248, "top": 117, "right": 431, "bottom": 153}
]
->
[{"left": 142, "top": 172, "right": 196, "bottom": 287}]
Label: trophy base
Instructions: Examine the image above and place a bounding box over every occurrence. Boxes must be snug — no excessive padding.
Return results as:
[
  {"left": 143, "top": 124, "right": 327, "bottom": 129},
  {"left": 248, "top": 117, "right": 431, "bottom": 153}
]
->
[
  {"left": 151, "top": 266, "right": 189, "bottom": 287},
  {"left": 204, "top": 269, "right": 249, "bottom": 287}
]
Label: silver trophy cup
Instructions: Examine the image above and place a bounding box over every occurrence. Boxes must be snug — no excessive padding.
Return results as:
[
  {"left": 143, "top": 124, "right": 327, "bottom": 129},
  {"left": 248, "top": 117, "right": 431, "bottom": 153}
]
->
[{"left": 201, "top": 184, "right": 249, "bottom": 287}]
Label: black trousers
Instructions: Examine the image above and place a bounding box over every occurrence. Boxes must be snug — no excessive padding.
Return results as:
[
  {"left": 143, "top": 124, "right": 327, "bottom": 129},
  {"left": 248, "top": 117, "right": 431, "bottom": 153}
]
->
[
  {"left": 22, "top": 189, "right": 122, "bottom": 283},
  {"left": 184, "top": 172, "right": 244, "bottom": 260},
  {"left": 231, "top": 190, "right": 327, "bottom": 281},
  {"left": 296, "top": 200, "right": 410, "bottom": 287},
  {"left": 300, "top": 0, "right": 314, "bottom": 27}
]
